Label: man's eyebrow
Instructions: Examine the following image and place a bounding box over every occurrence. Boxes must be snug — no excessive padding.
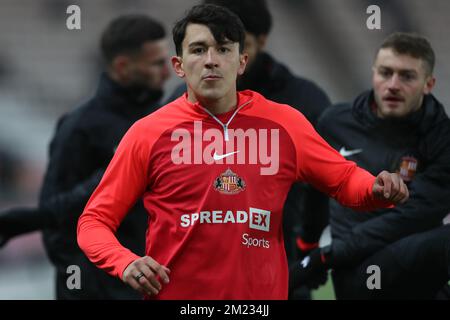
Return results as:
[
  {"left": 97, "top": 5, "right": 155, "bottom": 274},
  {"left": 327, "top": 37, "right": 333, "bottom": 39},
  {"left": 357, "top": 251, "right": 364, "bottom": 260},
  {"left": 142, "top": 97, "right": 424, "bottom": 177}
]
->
[
  {"left": 188, "top": 40, "right": 234, "bottom": 48},
  {"left": 377, "top": 65, "right": 392, "bottom": 70},
  {"left": 217, "top": 40, "right": 234, "bottom": 46},
  {"left": 377, "top": 65, "right": 417, "bottom": 73},
  {"left": 399, "top": 69, "right": 418, "bottom": 74},
  {"left": 188, "top": 41, "right": 207, "bottom": 48}
]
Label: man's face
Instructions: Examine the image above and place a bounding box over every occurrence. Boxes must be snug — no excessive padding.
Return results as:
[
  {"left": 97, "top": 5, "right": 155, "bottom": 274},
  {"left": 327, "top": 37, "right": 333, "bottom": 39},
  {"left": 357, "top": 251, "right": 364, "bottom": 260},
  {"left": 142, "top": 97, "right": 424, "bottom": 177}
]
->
[
  {"left": 372, "top": 48, "right": 435, "bottom": 119},
  {"left": 124, "top": 39, "right": 171, "bottom": 91},
  {"left": 243, "top": 32, "right": 267, "bottom": 70},
  {"left": 172, "top": 23, "right": 247, "bottom": 103}
]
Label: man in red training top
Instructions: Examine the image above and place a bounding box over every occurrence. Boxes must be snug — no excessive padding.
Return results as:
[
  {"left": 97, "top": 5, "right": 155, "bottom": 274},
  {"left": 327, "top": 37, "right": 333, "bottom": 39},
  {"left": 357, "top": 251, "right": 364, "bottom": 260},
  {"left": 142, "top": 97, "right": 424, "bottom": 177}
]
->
[{"left": 77, "top": 4, "right": 409, "bottom": 300}]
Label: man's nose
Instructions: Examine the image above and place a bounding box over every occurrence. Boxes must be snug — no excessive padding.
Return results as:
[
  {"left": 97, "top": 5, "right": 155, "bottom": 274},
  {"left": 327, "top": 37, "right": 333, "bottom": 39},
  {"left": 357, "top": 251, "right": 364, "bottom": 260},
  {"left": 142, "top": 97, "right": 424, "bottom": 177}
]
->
[
  {"left": 388, "top": 73, "right": 401, "bottom": 90},
  {"left": 205, "top": 48, "right": 219, "bottom": 68}
]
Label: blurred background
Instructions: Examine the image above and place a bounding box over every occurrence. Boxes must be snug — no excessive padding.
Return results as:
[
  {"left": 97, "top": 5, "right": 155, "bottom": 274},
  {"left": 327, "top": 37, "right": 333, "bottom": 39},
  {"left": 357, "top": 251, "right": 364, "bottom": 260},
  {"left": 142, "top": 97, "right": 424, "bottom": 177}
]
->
[{"left": 0, "top": 0, "right": 449, "bottom": 299}]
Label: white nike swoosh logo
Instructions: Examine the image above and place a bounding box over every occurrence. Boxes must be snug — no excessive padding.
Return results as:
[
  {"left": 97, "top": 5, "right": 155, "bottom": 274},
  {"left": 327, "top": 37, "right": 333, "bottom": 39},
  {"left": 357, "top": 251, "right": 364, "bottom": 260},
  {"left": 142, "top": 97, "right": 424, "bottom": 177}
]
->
[
  {"left": 301, "top": 256, "right": 310, "bottom": 268},
  {"left": 213, "top": 151, "right": 239, "bottom": 161},
  {"left": 339, "top": 147, "right": 363, "bottom": 157}
]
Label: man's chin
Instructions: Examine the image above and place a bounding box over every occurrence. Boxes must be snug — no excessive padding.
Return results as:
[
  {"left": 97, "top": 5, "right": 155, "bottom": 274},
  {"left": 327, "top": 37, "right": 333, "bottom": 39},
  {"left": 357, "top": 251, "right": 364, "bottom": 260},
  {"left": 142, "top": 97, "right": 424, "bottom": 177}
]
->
[
  {"left": 198, "top": 89, "right": 224, "bottom": 101},
  {"left": 379, "top": 101, "right": 405, "bottom": 114},
  {"left": 379, "top": 109, "right": 408, "bottom": 119}
]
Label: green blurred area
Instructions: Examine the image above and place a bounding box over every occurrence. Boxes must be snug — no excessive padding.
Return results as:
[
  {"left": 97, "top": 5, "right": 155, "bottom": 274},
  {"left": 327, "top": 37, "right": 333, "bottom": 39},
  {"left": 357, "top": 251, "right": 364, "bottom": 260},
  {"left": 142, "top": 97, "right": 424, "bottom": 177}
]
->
[
  {"left": 311, "top": 277, "right": 450, "bottom": 300},
  {"left": 312, "top": 273, "right": 336, "bottom": 300}
]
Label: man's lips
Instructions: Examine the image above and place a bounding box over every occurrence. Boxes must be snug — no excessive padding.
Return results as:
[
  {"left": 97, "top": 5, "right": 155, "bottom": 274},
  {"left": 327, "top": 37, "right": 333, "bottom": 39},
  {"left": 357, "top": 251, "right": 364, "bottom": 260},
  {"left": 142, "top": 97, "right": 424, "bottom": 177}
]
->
[
  {"left": 202, "top": 74, "right": 222, "bottom": 80},
  {"left": 383, "top": 96, "right": 405, "bottom": 102}
]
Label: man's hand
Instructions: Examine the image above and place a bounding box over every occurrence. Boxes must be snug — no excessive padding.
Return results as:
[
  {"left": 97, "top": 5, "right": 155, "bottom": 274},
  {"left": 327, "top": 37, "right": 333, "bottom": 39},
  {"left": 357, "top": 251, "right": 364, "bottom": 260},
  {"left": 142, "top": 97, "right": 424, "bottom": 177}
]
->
[
  {"left": 295, "top": 235, "right": 319, "bottom": 260},
  {"left": 289, "top": 248, "right": 328, "bottom": 292},
  {"left": 122, "top": 256, "right": 170, "bottom": 296},
  {"left": 372, "top": 171, "right": 409, "bottom": 204}
]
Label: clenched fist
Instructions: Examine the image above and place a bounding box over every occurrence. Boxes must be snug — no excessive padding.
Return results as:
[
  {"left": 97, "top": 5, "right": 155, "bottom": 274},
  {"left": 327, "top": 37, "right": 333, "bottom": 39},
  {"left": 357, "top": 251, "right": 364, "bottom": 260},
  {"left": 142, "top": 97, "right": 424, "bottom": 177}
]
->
[{"left": 372, "top": 171, "right": 409, "bottom": 204}]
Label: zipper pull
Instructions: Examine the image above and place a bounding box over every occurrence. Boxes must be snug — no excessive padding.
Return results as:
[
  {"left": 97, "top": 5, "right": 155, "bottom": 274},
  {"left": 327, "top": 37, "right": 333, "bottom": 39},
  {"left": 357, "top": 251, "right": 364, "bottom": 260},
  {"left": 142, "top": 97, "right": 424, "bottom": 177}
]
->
[{"left": 224, "top": 124, "right": 229, "bottom": 141}]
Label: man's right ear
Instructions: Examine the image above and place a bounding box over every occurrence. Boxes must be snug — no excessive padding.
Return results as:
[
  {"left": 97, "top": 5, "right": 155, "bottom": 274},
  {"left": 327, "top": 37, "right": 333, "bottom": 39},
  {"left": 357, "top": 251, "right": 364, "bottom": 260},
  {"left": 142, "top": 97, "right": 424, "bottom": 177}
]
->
[
  {"left": 111, "top": 55, "right": 130, "bottom": 81},
  {"left": 171, "top": 56, "right": 185, "bottom": 78},
  {"left": 257, "top": 34, "right": 268, "bottom": 51}
]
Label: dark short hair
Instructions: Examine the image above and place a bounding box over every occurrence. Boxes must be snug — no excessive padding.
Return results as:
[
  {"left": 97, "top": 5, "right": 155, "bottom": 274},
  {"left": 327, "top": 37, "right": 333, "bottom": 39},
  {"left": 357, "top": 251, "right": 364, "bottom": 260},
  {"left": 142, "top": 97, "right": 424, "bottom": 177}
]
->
[
  {"left": 172, "top": 4, "right": 245, "bottom": 56},
  {"left": 379, "top": 32, "right": 435, "bottom": 75},
  {"left": 203, "top": 0, "right": 272, "bottom": 36},
  {"left": 101, "top": 14, "right": 166, "bottom": 65}
]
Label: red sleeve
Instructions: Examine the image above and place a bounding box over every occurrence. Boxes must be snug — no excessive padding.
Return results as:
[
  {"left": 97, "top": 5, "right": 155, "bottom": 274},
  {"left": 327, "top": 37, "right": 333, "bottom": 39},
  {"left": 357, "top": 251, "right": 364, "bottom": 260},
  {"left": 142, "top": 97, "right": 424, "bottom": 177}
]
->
[
  {"left": 77, "top": 120, "right": 152, "bottom": 279},
  {"left": 242, "top": 94, "right": 393, "bottom": 211},
  {"left": 293, "top": 112, "right": 392, "bottom": 211}
]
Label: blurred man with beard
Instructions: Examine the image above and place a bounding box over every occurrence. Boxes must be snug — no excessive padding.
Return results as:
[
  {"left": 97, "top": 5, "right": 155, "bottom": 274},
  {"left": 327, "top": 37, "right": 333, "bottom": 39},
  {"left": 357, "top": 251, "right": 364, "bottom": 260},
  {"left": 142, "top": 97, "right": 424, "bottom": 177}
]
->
[
  {"left": 0, "top": 14, "right": 170, "bottom": 299},
  {"left": 290, "top": 32, "right": 450, "bottom": 299}
]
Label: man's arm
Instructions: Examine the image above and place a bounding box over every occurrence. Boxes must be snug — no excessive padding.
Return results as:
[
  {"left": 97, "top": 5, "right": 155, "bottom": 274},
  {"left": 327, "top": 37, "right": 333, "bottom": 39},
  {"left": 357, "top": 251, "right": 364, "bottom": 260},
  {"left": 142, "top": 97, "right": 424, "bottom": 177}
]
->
[
  {"left": 290, "top": 119, "right": 450, "bottom": 292},
  {"left": 289, "top": 150, "right": 450, "bottom": 291},
  {"left": 294, "top": 112, "right": 408, "bottom": 210},
  {"left": 0, "top": 207, "right": 51, "bottom": 247},
  {"left": 0, "top": 167, "right": 105, "bottom": 248},
  {"left": 41, "top": 168, "right": 105, "bottom": 227},
  {"left": 288, "top": 168, "right": 408, "bottom": 290},
  {"left": 319, "top": 115, "right": 450, "bottom": 267},
  {"left": 330, "top": 152, "right": 450, "bottom": 268}
]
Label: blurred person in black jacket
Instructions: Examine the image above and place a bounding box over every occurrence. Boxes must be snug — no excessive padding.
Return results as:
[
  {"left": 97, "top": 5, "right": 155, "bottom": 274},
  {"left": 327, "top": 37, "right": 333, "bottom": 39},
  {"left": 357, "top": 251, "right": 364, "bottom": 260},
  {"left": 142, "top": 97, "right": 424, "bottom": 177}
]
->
[
  {"left": 0, "top": 14, "right": 170, "bottom": 299},
  {"left": 166, "top": 0, "right": 331, "bottom": 299},
  {"left": 289, "top": 32, "right": 450, "bottom": 299}
]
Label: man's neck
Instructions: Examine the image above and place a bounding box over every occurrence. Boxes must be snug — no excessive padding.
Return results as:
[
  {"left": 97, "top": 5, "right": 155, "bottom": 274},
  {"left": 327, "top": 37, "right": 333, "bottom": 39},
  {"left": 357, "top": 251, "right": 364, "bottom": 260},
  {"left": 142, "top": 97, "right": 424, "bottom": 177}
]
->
[{"left": 187, "top": 89, "right": 237, "bottom": 115}]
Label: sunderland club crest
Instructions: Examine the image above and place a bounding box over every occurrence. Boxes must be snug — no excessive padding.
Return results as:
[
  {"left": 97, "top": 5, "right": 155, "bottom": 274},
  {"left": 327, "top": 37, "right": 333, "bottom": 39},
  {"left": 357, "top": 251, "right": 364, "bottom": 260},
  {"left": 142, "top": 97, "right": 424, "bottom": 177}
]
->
[
  {"left": 397, "top": 156, "right": 418, "bottom": 182},
  {"left": 213, "top": 168, "right": 246, "bottom": 195}
]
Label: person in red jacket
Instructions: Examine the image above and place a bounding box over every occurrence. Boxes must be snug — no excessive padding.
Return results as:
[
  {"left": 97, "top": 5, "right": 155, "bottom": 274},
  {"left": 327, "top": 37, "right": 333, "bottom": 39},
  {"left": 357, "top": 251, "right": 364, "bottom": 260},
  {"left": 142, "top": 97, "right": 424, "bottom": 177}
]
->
[{"left": 77, "top": 4, "right": 409, "bottom": 300}]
